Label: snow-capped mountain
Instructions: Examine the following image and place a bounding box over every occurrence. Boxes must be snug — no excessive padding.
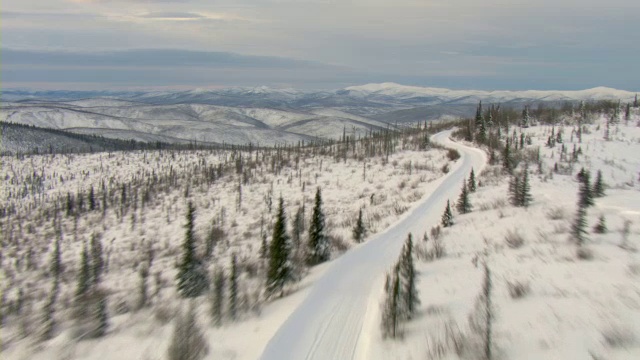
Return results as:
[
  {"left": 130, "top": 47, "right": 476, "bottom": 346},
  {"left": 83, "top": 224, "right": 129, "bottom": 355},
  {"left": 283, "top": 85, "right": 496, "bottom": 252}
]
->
[
  {"left": 1, "top": 83, "right": 636, "bottom": 148},
  {"left": 344, "top": 82, "right": 637, "bottom": 105}
]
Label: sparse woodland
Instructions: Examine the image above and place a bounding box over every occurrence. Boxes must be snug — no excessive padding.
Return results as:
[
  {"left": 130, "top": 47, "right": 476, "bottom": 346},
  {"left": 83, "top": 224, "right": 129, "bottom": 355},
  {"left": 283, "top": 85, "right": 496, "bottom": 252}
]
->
[
  {"left": 375, "top": 99, "right": 640, "bottom": 359},
  {"left": 0, "top": 123, "right": 456, "bottom": 359}
]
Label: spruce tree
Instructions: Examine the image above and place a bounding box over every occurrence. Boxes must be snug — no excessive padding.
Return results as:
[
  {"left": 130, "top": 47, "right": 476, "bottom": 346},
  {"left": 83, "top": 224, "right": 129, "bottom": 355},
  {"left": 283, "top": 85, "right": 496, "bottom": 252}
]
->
[
  {"left": 291, "top": 206, "right": 304, "bottom": 247},
  {"left": 398, "top": 234, "right": 419, "bottom": 319},
  {"left": 90, "top": 233, "right": 104, "bottom": 285},
  {"left": 593, "top": 170, "right": 605, "bottom": 198},
  {"left": 50, "top": 236, "right": 62, "bottom": 279},
  {"left": 352, "top": 208, "right": 367, "bottom": 243},
  {"left": 468, "top": 168, "right": 477, "bottom": 192},
  {"left": 441, "top": 200, "right": 454, "bottom": 228},
  {"left": 307, "top": 188, "right": 330, "bottom": 265},
  {"left": 593, "top": 214, "right": 607, "bottom": 234},
  {"left": 176, "top": 202, "right": 208, "bottom": 298},
  {"left": 522, "top": 105, "right": 530, "bottom": 128},
  {"left": 167, "top": 302, "right": 208, "bottom": 360},
  {"left": 260, "top": 231, "right": 269, "bottom": 260},
  {"left": 456, "top": 179, "right": 472, "bottom": 214},
  {"left": 89, "top": 186, "right": 96, "bottom": 211},
  {"left": 229, "top": 254, "right": 238, "bottom": 321},
  {"left": 76, "top": 242, "right": 91, "bottom": 298},
  {"left": 571, "top": 205, "right": 589, "bottom": 247},
  {"left": 266, "top": 197, "right": 293, "bottom": 298},
  {"left": 509, "top": 175, "right": 520, "bottom": 206},
  {"left": 136, "top": 265, "right": 149, "bottom": 310},
  {"left": 475, "top": 101, "right": 483, "bottom": 128},
  {"left": 89, "top": 292, "right": 109, "bottom": 338},
  {"left": 578, "top": 171, "right": 595, "bottom": 208},
  {"left": 519, "top": 165, "right": 533, "bottom": 207},
  {"left": 482, "top": 261, "right": 493, "bottom": 360},
  {"left": 381, "top": 268, "right": 402, "bottom": 339},
  {"left": 40, "top": 279, "right": 59, "bottom": 341},
  {"left": 210, "top": 269, "right": 225, "bottom": 326},
  {"left": 503, "top": 139, "right": 514, "bottom": 174}
]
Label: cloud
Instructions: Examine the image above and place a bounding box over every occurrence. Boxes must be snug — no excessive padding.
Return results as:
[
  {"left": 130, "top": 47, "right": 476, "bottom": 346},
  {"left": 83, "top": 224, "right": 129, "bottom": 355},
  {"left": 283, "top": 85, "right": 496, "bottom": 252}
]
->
[{"left": 138, "top": 12, "right": 205, "bottom": 20}]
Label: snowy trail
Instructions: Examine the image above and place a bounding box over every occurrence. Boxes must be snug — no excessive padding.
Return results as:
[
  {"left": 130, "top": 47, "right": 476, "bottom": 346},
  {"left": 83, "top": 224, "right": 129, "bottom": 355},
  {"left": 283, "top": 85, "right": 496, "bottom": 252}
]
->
[{"left": 260, "top": 131, "right": 486, "bottom": 360}]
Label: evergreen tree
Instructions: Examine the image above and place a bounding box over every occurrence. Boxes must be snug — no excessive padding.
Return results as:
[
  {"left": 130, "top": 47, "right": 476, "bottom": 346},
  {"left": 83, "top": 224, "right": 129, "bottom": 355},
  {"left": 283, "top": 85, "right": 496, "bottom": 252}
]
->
[
  {"left": 593, "top": 214, "right": 607, "bottom": 234},
  {"left": 352, "top": 208, "right": 367, "bottom": 243},
  {"left": 76, "top": 242, "right": 91, "bottom": 298},
  {"left": 292, "top": 206, "right": 304, "bottom": 247},
  {"left": 266, "top": 197, "right": 293, "bottom": 298},
  {"left": 456, "top": 179, "right": 472, "bottom": 214},
  {"left": 441, "top": 200, "right": 454, "bottom": 228},
  {"left": 229, "top": 254, "right": 239, "bottom": 320},
  {"left": 634, "top": 94, "right": 638, "bottom": 108},
  {"left": 167, "top": 302, "right": 208, "bottom": 360},
  {"left": 89, "top": 186, "right": 96, "bottom": 211},
  {"left": 468, "top": 168, "right": 477, "bottom": 192},
  {"left": 136, "top": 265, "right": 149, "bottom": 310},
  {"left": 176, "top": 202, "right": 209, "bottom": 298},
  {"left": 571, "top": 205, "right": 589, "bottom": 247},
  {"left": 381, "top": 267, "right": 402, "bottom": 339},
  {"left": 481, "top": 261, "right": 493, "bottom": 360},
  {"left": 210, "top": 269, "right": 225, "bottom": 326},
  {"left": 578, "top": 171, "right": 595, "bottom": 208},
  {"left": 625, "top": 103, "right": 631, "bottom": 122},
  {"left": 593, "top": 170, "right": 605, "bottom": 198},
  {"left": 477, "top": 119, "right": 487, "bottom": 144},
  {"left": 522, "top": 105, "right": 530, "bottom": 128},
  {"left": 50, "top": 236, "right": 62, "bottom": 279},
  {"left": 576, "top": 167, "right": 587, "bottom": 183},
  {"left": 260, "top": 231, "right": 269, "bottom": 260},
  {"left": 40, "top": 279, "right": 59, "bottom": 341},
  {"left": 398, "top": 234, "right": 419, "bottom": 319},
  {"left": 307, "top": 188, "right": 330, "bottom": 265},
  {"left": 89, "top": 292, "right": 109, "bottom": 338},
  {"left": 90, "top": 233, "right": 104, "bottom": 285},
  {"left": 508, "top": 175, "right": 520, "bottom": 206},
  {"left": 519, "top": 165, "right": 533, "bottom": 207},
  {"left": 475, "top": 101, "right": 483, "bottom": 128},
  {"left": 502, "top": 139, "right": 514, "bottom": 174}
]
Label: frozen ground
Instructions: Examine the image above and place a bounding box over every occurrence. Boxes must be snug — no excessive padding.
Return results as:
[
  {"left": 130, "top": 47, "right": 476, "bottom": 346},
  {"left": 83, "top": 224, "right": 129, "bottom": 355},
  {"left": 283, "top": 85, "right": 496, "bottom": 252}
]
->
[{"left": 2, "top": 108, "right": 639, "bottom": 360}]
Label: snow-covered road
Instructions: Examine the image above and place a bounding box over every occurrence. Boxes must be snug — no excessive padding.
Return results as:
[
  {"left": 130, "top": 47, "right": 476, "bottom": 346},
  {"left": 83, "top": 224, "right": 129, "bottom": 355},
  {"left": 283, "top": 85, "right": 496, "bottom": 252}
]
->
[{"left": 260, "top": 131, "right": 486, "bottom": 360}]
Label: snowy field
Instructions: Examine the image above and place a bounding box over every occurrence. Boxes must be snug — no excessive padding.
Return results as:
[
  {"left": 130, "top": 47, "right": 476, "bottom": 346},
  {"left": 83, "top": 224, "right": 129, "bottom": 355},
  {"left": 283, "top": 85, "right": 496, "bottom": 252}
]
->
[
  {"left": 373, "top": 113, "right": 640, "bottom": 359},
  {"left": 2, "top": 106, "right": 639, "bottom": 360},
  {"left": 0, "top": 128, "right": 452, "bottom": 360}
]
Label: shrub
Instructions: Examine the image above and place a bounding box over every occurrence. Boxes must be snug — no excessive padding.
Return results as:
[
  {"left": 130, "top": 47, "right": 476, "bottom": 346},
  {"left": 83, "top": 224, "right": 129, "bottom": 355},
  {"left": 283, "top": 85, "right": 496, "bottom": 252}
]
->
[
  {"left": 447, "top": 149, "right": 461, "bottom": 161},
  {"left": 506, "top": 280, "right": 530, "bottom": 299},
  {"left": 504, "top": 229, "right": 525, "bottom": 249}
]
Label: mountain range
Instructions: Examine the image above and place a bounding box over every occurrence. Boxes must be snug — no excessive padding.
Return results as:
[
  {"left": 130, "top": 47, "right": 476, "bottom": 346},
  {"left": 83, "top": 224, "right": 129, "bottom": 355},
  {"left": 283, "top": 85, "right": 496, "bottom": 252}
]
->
[{"left": 1, "top": 83, "right": 636, "bottom": 149}]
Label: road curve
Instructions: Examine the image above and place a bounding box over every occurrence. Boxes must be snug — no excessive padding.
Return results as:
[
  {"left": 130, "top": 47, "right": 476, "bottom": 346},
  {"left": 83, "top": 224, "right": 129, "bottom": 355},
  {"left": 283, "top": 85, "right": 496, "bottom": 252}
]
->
[{"left": 260, "top": 131, "right": 487, "bottom": 360}]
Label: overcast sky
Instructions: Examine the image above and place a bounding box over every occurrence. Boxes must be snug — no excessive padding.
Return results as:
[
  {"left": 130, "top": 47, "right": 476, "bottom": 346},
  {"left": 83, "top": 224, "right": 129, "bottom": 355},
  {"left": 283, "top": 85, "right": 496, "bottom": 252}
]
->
[{"left": 2, "top": 0, "right": 639, "bottom": 90}]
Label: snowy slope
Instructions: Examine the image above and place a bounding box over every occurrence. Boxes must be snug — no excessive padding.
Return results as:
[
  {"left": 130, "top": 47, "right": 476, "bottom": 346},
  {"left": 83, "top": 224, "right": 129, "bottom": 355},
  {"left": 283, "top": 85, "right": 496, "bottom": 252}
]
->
[{"left": 260, "top": 131, "right": 486, "bottom": 360}]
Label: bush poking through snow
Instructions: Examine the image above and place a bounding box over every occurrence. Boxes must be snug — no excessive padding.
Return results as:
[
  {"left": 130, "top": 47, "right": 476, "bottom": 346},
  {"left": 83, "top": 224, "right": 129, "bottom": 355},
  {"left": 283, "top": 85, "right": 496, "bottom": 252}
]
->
[
  {"left": 506, "top": 280, "right": 530, "bottom": 299},
  {"left": 601, "top": 325, "right": 637, "bottom": 349},
  {"left": 167, "top": 302, "right": 208, "bottom": 360},
  {"left": 593, "top": 215, "right": 607, "bottom": 234},
  {"left": 447, "top": 149, "right": 461, "bottom": 161},
  {"left": 504, "top": 229, "right": 525, "bottom": 249},
  {"left": 546, "top": 206, "right": 567, "bottom": 220}
]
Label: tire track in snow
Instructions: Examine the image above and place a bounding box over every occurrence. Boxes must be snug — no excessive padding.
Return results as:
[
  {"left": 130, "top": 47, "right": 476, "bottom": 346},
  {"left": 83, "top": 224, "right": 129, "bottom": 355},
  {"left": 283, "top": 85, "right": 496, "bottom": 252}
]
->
[{"left": 260, "top": 131, "right": 486, "bottom": 360}]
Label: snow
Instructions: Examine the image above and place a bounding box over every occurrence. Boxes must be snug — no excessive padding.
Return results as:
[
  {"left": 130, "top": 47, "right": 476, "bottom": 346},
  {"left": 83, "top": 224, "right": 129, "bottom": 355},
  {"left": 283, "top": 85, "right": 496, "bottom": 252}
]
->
[
  {"left": 2, "top": 106, "right": 639, "bottom": 360},
  {"left": 0, "top": 128, "right": 451, "bottom": 360},
  {"left": 260, "top": 131, "right": 487, "bottom": 360},
  {"left": 368, "top": 113, "right": 640, "bottom": 360}
]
